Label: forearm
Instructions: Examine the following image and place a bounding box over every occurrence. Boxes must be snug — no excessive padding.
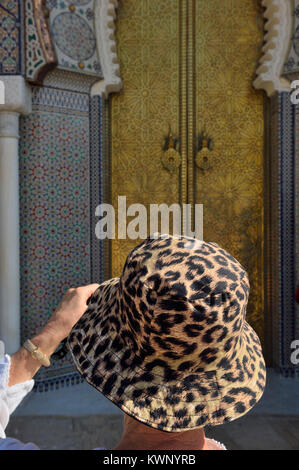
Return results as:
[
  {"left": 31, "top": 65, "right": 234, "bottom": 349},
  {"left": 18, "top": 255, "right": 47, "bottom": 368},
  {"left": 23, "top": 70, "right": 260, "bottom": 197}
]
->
[
  {"left": 8, "top": 328, "right": 64, "bottom": 387},
  {"left": 8, "top": 284, "right": 99, "bottom": 387}
]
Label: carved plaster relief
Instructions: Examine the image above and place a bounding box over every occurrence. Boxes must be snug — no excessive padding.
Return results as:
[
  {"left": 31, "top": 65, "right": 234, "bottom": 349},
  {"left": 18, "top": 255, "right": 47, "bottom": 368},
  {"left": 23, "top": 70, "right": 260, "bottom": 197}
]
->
[{"left": 253, "top": 0, "right": 293, "bottom": 96}]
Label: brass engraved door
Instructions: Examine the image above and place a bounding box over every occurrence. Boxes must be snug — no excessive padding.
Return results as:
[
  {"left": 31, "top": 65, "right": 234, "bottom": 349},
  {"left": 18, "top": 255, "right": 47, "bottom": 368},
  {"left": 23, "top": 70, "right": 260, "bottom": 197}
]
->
[{"left": 109, "top": 0, "right": 265, "bottom": 341}]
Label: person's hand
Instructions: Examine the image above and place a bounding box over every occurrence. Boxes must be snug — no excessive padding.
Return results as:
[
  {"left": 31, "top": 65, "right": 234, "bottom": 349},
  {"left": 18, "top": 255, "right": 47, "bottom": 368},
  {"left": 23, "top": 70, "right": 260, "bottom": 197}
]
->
[
  {"left": 8, "top": 284, "right": 100, "bottom": 387},
  {"left": 41, "top": 284, "right": 100, "bottom": 348}
]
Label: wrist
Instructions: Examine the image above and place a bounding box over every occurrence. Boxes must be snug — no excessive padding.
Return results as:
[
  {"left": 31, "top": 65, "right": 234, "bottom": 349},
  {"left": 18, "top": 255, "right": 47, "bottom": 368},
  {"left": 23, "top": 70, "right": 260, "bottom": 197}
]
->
[
  {"left": 9, "top": 331, "right": 58, "bottom": 387},
  {"left": 30, "top": 327, "right": 63, "bottom": 358}
]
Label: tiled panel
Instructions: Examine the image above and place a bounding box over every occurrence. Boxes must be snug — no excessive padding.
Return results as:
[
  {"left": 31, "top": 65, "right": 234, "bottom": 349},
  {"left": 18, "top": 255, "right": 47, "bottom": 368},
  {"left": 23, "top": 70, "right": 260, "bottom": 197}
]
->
[
  {"left": 45, "top": 0, "right": 103, "bottom": 77},
  {"left": 0, "top": 0, "right": 23, "bottom": 74},
  {"left": 295, "top": 100, "right": 299, "bottom": 340},
  {"left": 276, "top": 92, "right": 297, "bottom": 376},
  {"left": 19, "top": 86, "right": 92, "bottom": 390}
]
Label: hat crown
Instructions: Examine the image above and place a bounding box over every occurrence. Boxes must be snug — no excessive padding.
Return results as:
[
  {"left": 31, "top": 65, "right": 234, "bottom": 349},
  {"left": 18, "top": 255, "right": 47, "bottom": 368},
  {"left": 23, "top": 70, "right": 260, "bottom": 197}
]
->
[
  {"left": 118, "top": 234, "right": 250, "bottom": 359},
  {"left": 121, "top": 234, "right": 249, "bottom": 302}
]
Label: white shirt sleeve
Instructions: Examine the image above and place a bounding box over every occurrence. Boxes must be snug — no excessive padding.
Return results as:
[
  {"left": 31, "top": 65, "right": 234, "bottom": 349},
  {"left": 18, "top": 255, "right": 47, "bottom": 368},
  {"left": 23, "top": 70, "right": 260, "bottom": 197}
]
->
[{"left": 0, "top": 341, "right": 39, "bottom": 450}]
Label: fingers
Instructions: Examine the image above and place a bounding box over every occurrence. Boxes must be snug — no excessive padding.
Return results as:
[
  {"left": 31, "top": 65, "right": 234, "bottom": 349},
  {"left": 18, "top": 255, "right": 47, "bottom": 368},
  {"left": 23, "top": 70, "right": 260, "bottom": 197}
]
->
[{"left": 77, "top": 283, "right": 101, "bottom": 301}]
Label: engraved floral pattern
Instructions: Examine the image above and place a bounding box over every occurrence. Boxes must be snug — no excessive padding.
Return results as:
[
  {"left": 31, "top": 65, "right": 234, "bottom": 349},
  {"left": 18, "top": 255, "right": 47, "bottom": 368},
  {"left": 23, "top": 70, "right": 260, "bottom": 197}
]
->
[{"left": 111, "top": 0, "right": 180, "bottom": 275}]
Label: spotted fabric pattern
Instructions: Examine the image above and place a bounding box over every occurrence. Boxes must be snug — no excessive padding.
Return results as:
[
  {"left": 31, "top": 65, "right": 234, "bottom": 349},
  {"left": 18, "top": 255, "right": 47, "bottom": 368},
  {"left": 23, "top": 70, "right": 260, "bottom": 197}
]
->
[{"left": 68, "top": 234, "right": 266, "bottom": 432}]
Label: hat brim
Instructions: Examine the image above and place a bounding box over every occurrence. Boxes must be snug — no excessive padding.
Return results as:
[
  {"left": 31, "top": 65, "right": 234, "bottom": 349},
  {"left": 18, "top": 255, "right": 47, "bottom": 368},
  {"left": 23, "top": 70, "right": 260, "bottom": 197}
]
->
[{"left": 67, "top": 277, "right": 266, "bottom": 432}]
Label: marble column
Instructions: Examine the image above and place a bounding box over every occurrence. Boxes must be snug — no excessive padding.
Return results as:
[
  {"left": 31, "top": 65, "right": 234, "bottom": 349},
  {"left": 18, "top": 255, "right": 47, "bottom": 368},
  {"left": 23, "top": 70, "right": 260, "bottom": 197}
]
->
[{"left": 0, "top": 77, "right": 31, "bottom": 355}]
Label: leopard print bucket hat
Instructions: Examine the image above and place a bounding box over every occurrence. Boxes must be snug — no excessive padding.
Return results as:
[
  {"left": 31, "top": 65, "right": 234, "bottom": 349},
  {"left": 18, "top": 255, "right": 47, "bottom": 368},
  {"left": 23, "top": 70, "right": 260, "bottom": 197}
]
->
[{"left": 68, "top": 234, "right": 266, "bottom": 432}]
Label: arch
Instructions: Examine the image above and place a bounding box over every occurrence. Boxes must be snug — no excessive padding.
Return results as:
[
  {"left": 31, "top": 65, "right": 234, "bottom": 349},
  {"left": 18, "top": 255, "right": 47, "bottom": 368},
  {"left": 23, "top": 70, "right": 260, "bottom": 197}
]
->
[
  {"left": 253, "top": 0, "right": 293, "bottom": 97},
  {"left": 91, "top": 0, "right": 122, "bottom": 98}
]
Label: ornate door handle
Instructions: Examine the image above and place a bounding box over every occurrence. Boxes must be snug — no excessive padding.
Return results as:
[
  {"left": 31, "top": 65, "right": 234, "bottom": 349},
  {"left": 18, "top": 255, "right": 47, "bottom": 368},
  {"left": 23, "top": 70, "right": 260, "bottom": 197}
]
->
[
  {"left": 195, "top": 130, "right": 214, "bottom": 172},
  {"left": 161, "top": 129, "right": 181, "bottom": 175}
]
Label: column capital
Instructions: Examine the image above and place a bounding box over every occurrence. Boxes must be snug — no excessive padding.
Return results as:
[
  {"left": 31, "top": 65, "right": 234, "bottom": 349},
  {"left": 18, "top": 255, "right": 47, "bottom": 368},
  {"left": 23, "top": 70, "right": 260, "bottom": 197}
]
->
[{"left": 0, "top": 76, "right": 32, "bottom": 115}]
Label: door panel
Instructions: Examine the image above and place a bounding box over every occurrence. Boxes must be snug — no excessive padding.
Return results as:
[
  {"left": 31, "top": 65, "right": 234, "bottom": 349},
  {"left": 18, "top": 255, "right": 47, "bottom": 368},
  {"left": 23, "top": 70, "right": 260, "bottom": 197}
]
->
[
  {"left": 110, "top": 0, "right": 180, "bottom": 277},
  {"left": 110, "top": 0, "right": 265, "bottom": 341},
  {"left": 195, "top": 0, "right": 265, "bottom": 340}
]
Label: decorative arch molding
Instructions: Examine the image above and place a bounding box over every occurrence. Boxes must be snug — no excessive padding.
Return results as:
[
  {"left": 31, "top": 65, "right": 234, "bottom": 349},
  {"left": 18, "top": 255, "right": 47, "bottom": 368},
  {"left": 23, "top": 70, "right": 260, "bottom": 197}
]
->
[
  {"left": 91, "top": 0, "right": 122, "bottom": 98},
  {"left": 253, "top": 0, "right": 293, "bottom": 97},
  {"left": 25, "top": 0, "right": 57, "bottom": 85},
  {"left": 25, "top": 0, "right": 122, "bottom": 96}
]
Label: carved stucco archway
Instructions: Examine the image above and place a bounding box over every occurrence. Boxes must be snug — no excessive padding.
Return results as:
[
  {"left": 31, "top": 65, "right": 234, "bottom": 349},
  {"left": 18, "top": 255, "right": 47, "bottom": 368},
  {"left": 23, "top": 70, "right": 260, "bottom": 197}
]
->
[
  {"left": 91, "top": 0, "right": 299, "bottom": 373},
  {"left": 253, "top": 0, "right": 293, "bottom": 96},
  {"left": 91, "top": 0, "right": 122, "bottom": 98},
  {"left": 96, "top": 0, "right": 299, "bottom": 374}
]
